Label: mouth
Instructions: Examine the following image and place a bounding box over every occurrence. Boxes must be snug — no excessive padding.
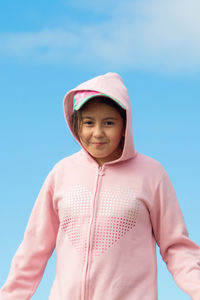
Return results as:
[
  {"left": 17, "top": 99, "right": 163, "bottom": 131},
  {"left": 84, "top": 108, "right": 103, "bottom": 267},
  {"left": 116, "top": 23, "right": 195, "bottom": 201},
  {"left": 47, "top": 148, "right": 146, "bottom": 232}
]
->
[{"left": 91, "top": 142, "right": 106, "bottom": 146}]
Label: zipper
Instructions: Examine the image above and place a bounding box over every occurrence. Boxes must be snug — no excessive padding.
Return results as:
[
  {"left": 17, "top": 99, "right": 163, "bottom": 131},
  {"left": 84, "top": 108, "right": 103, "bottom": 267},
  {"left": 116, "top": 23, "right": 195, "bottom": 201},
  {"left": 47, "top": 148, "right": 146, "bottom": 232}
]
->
[{"left": 83, "top": 166, "right": 104, "bottom": 300}]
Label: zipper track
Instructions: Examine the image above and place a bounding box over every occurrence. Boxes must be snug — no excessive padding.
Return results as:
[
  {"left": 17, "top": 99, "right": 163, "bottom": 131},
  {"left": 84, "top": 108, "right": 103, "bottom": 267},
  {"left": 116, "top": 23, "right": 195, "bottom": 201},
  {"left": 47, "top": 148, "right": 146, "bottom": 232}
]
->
[{"left": 83, "top": 167, "right": 104, "bottom": 300}]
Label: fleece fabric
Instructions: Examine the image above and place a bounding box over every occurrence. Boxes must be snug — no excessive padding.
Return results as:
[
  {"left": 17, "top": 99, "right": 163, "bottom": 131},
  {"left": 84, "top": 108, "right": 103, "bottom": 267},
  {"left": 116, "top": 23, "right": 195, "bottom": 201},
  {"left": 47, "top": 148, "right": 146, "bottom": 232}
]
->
[{"left": 0, "top": 72, "right": 200, "bottom": 300}]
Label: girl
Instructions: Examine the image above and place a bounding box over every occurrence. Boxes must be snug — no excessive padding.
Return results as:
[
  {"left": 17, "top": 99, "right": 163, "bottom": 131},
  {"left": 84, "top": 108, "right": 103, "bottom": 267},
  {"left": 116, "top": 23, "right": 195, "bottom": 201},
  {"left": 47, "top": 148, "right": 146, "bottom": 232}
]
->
[{"left": 0, "top": 72, "right": 200, "bottom": 300}]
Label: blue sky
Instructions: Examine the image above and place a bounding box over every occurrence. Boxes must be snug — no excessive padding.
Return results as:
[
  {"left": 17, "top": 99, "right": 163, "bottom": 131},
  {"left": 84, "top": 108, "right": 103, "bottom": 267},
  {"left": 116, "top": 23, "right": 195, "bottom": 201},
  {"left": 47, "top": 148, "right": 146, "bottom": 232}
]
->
[{"left": 0, "top": 0, "right": 199, "bottom": 299}]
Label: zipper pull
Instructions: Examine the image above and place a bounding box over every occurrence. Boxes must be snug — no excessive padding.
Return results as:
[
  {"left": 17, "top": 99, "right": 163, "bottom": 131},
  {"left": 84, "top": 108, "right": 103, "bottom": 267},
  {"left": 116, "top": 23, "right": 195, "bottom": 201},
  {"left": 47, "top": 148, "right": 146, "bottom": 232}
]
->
[{"left": 98, "top": 166, "right": 105, "bottom": 176}]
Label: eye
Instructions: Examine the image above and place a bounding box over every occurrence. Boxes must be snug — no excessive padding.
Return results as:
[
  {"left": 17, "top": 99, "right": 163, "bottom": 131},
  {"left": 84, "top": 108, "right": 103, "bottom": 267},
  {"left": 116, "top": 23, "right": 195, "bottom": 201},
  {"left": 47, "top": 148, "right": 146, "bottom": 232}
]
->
[
  {"left": 83, "top": 120, "right": 93, "bottom": 126},
  {"left": 104, "top": 121, "right": 115, "bottom": 126}
]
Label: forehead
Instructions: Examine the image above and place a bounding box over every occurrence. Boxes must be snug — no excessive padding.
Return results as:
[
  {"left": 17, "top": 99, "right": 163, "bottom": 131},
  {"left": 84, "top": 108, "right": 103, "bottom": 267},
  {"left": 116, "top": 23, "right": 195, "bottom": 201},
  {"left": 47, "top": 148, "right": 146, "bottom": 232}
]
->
[{"left": 81, "top": 100, "right": 121, "bottom": 117}]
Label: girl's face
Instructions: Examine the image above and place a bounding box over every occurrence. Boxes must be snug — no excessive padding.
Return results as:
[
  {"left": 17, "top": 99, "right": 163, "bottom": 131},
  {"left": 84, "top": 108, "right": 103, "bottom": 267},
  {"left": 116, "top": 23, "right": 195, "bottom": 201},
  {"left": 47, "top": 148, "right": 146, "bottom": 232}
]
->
[{"left": 78, "top": 101, "right": 125, "bottom": 166}]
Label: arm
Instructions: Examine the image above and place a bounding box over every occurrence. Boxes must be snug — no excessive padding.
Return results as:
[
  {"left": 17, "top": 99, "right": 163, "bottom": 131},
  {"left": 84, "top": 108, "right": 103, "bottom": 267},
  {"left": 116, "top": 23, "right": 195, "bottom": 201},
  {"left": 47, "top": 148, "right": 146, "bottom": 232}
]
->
[
  {"left": 0, "top": 171, "right": 59, "bottom": 300},
  {"left": 150, "top": 171, "right": 200, "bottom": 300}
]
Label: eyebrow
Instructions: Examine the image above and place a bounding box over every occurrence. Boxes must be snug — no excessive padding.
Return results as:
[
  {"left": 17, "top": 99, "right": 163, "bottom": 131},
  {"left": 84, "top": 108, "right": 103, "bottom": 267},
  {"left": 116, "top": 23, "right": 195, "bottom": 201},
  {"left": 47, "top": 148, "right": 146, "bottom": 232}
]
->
[{"left": 82, "top": 116, "right": 118, "bottom": 120}]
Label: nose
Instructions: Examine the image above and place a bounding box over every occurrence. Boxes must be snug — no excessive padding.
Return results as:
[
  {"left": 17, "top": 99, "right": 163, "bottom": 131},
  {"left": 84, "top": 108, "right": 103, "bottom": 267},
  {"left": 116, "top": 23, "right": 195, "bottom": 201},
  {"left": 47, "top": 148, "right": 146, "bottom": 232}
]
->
[{"left": 93, "top": 124, "right": 104, "bottom": 138}]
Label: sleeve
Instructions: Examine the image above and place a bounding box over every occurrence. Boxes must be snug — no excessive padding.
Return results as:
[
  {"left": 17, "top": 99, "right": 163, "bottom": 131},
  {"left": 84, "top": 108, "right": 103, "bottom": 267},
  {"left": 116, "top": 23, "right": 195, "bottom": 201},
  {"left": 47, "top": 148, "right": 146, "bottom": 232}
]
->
[
  {"left": 0, "top": 170, "right": 59, "bottom": 300},
  {"left": 150, "top": 170, "right": 200, "bottom": 300}
]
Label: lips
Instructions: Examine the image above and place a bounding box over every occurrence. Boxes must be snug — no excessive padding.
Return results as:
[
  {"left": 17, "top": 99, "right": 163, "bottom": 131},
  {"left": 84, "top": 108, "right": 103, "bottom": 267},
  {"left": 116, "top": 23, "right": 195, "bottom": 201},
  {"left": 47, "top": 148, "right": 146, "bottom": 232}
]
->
[{"left": 91, "top": 142, "right": 107, "bottom": 146}]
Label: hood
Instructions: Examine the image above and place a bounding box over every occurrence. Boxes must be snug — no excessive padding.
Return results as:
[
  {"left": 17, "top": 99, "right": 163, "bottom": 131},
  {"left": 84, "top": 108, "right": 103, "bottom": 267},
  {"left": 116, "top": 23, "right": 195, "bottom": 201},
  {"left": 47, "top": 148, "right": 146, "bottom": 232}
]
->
[{"left": 63, "top": 72, "right": 136, "bottom": 164}]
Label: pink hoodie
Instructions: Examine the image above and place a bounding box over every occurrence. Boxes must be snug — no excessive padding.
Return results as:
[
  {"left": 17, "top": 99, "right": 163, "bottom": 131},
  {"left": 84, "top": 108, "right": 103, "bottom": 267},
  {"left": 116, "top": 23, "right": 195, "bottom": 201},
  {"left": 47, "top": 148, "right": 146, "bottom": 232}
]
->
[{"left": 0, "top": 72, "right": 200, "bottom": 300}]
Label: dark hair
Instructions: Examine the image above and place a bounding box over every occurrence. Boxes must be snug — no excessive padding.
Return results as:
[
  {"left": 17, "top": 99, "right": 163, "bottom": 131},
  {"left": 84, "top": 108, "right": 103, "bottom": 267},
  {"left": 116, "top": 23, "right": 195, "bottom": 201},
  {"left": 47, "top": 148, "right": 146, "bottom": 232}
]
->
[{"left": 71, "top": 96, "right": 126, "bottom": 139}]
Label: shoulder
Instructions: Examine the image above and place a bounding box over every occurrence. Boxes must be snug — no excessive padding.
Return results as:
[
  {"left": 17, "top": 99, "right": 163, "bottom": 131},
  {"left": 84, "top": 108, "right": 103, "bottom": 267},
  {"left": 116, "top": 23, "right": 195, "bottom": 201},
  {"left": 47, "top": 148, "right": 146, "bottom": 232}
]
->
[
  {"left": 51, "top": 150, "right": 82, "bottom": 174},
  {"left": 130, "top": 151, "right": 167, "bottom": 178},
  {"left": 135, "top": 152, "right": 163, "bottom": 166}
]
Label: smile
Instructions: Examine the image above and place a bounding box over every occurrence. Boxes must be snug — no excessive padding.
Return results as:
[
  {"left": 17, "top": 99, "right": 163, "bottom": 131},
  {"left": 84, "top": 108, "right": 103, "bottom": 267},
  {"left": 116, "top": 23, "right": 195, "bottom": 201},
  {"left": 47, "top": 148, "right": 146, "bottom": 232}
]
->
[{"left": 91, "top": 142, "right": 106, "bottom": 146}]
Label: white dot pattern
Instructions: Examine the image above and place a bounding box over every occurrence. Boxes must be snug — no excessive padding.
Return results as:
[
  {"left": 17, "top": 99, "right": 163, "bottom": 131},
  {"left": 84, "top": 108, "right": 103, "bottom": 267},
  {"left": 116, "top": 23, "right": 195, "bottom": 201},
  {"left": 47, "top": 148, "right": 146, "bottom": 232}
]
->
[
  {"left": 92, "top": 187, "right": 139, "bottom": 257},
  {"left": 58, "top": 185, "right": 139, "bottom": 260},
  {"left": 59, "top": 185, "right": 91, "bottom": 218},
  {"left": 59, "top": 185, "right": 91, "bottom": 258}
]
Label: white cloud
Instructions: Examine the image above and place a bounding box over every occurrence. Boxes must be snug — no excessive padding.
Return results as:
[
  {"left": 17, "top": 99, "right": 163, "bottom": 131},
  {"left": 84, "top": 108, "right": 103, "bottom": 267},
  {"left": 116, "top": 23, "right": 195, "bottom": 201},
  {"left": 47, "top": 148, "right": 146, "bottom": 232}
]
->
[
  {"left": 0, "top": 0, "right": 200, "bottom": 74},
  {"left": 0, "top": 29, "right": 79, "bottom": 62}
]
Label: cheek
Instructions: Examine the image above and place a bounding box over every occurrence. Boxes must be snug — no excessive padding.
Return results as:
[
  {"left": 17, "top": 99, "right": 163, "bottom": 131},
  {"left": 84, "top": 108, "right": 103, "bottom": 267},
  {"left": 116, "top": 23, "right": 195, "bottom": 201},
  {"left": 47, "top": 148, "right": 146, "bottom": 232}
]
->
[
  {"left": 78, "top": 128, "right": 90, "bottom": 142},
  {"left": 114, "top": 126, "right": 124, "bottom": 142},
  {"left": 108, "top": 133, "right": 122, "bottom": 147}
]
